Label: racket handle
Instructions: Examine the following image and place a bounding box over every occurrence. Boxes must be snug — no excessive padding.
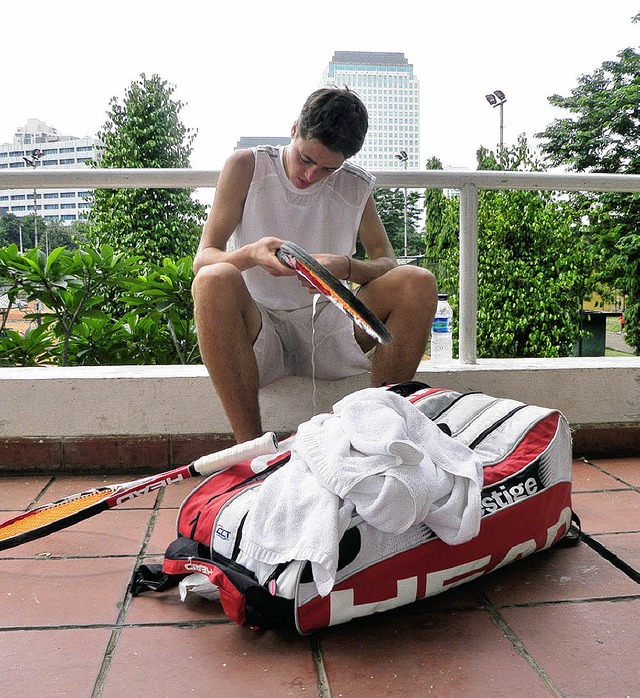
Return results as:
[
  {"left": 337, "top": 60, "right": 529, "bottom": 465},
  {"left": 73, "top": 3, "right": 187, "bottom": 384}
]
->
[{"left": 191, "top": 432, "right": 278, "bottom": 476}]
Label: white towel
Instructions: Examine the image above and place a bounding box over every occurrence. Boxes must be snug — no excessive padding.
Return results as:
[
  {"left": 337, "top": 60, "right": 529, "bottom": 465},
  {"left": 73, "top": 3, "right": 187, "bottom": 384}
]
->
[
  {"left": 240, "top": 388, "right": 484, "bottom": 596},
  {"left": 297, "top": 389, "right": 483, "bottom": 542},
  {"left": 239, "top": 456, "right": 354, "bottom": 597}
]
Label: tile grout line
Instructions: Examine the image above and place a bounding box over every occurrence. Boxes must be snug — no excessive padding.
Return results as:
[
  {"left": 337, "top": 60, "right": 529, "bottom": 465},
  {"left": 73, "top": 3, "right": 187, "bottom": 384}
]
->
[
  {"left": 491, "top": 593, "right": 640, "bottom": 610},
  {"left": 0, "top": 619, "right": 234, "bottom": 633},
  {"left": 579, "top": 531, "right": 640, "bottom": 585},
  {"left": 90, "top": 626, "right": 123, "bottom": 698},
  {"left": 310, "top": 635, "right": 332, "bottom": 698},
  {"left": 478, "top": 589, "right": 564, "bottom": 697},
  {"left": 28, "top": 475, "right": 57, "bottom": 508},
  {"left": 90, "top": 491, "right": 165, "bottom": 698},
  {"left": 580, "top": 458, "right": 640, "bottom": 492},
  {"left": 573, "top": 487, "right": 634, "bottom": 494}
]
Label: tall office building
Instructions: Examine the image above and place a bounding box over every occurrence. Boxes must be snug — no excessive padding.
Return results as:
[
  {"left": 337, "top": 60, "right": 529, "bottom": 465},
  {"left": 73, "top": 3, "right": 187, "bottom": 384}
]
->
[
  {"left": 320, "top": 51, "right": 420, "bottom": 170},
  {"left": 0, "top": 119, "right": 101, "bottom": 222}
]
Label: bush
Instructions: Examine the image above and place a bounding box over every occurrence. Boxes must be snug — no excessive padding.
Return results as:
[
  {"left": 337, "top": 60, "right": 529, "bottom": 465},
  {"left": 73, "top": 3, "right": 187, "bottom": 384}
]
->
[{"left": 0, "top": 244, "right": 200, "bottom": 367}]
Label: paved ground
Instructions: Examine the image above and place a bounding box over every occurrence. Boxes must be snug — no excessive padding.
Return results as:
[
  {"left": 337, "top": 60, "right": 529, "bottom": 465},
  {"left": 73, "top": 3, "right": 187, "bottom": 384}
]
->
[
  {"left": 606, "top": 331, "right": 635, "bottom": 353},
  {"left": 1, "top": 456, "right": 639, "bottom": 697}
]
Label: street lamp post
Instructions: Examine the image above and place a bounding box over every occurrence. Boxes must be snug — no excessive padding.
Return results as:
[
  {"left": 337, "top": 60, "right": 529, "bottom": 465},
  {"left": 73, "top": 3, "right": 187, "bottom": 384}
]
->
[
  {"left": 485, "top": 90, "right": 507, "bottom": 150},
  {"left": 23, "top": 148, "right": 44, "bottom": 252},
  {"left": 394, "top": 150, "right": 409, "bottom": 257}
]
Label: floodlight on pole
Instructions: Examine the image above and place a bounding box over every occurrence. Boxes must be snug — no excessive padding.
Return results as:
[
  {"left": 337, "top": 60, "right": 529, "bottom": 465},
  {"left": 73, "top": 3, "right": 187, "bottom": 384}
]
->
[
  {"left": 23, "top": 149, "right": 44, "bottom": 251},
  {"left": 485, "top": 90, "right": 507, "bottom": 150},
  {"left": 394, "top": 150, "right": 409, "bottom": 257}
]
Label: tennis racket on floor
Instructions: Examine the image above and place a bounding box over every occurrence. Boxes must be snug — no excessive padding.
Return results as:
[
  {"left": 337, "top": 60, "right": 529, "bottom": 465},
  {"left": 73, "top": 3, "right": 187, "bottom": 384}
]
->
[
  {"left": 276, "top": 240, "right": 393, "bottom": 345},
  {"left": 0, "top": 432, "right": 278, "bottom": 552}
]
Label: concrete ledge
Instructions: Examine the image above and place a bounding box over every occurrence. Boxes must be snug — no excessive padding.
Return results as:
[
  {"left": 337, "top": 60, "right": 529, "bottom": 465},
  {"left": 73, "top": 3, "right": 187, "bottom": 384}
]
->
[{"left": 1, "top": 357, "right": 639, "bottom": 471}]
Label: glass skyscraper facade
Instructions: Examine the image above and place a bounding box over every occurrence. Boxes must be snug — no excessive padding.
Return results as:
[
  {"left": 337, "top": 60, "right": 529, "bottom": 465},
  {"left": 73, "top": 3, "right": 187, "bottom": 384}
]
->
[{"left": 321, "top": 51, "right": 420, "bottom": 170}]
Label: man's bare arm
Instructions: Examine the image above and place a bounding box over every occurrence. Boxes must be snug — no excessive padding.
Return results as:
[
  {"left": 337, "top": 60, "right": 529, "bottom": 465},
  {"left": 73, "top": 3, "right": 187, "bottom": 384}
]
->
[
  {"left": 193, "top": 149, "right": 254, "bottom": 272},
  {"left": 193, "top": 150, "right": 294, "bottom": 279},
  {"left": 311, "top": 195, "right": 396, "bottom": 282},
  {"left": 351, "top": 194, "right": 397, "bottom": 283}
]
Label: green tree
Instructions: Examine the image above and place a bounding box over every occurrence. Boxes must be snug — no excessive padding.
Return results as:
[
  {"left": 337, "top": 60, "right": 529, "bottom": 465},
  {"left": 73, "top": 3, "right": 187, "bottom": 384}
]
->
[
  {"left": 422, "top": 156, "right": 459, "bottom": 292},
  {"left": 120, "top": 256, "right": 200, "bottom": 364},
  {"left": 430, "top": 137, "right": 593, "bottom": 358},
  {"left": 536, "top": 41, "right": 640, "bottom": 352},
  {"left": 0, "top": 214, "right": 84, "bottom": 252},
  {"left": 0, "top": 326, "right": 55, "bottom": 367},
  {"left": 44, "top": 219, "right": 83, "bottom": 251},
  {"left": 369, "top": 188, "right": 423, "bottom": 259},
  {"left": 87, "top": 73, "right": 206, "bottom": 263},
  {"left": 0, "top": 244, "right": 141, "bottom": 366},
  {"left": 1, "top": 243, "right": 200, "bottom": 367},
  {"left": 0, "top": 213, "right": 35, "bottom": 249}
]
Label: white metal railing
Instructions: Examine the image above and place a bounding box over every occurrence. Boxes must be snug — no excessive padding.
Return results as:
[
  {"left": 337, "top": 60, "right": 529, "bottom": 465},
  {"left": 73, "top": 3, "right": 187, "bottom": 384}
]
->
[{"left": 3, "top": 168, "right": 640, "bottom": 363}]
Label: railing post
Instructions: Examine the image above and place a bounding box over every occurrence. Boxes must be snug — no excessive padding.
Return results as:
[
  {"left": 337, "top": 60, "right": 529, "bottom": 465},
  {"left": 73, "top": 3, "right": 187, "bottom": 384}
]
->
[{"left": 458, "top": 184, "right": 478, "bottom": 364}]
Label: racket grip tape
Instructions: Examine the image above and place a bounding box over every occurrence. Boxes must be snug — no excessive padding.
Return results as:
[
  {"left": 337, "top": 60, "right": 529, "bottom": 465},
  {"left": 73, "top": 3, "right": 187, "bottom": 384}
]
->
[{"left": 191, "top": 432, "right": 278, "bottom": 476}]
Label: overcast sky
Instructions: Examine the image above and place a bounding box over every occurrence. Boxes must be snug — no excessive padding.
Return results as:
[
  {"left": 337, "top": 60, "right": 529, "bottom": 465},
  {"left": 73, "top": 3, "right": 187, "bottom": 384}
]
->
[{"left": 2, "top": 1, "right": 638, "bottom": 173}]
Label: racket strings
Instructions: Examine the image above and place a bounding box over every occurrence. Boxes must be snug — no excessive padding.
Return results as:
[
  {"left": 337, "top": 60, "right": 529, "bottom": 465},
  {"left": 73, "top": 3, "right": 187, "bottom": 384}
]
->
[{"left": 0, "top": 489, "right": 111, "bottom": 541}]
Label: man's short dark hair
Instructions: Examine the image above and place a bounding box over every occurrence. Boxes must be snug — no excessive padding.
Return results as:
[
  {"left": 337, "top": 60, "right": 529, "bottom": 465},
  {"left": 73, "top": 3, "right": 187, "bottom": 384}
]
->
[{"left": 296, "top": 87, "right": 368, "bottom": 159}]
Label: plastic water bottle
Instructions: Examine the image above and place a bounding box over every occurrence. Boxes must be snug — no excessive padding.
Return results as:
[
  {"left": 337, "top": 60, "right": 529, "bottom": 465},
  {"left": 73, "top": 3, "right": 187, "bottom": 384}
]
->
[{"left": 430, "top": 293, "right": 453, "bottom": 365}]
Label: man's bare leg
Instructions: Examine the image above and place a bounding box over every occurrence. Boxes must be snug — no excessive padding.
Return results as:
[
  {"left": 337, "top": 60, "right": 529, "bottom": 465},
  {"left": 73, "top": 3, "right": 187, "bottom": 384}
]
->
[
  {"left": 356, "top": 265, "right": 437, "bottom": 386},
  {"left": 192, "top": 263, "right": 264, "bottom": 443}
]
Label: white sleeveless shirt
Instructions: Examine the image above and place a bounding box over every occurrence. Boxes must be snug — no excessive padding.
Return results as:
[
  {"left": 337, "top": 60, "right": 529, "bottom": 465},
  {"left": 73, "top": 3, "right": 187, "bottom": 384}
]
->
[{"left": 229, "top": 145, "right": 375, "bottom": 310}]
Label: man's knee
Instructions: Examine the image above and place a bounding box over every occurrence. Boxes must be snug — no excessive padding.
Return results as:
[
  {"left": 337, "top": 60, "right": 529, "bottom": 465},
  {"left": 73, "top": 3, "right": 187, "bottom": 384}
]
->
[
  {"left": 192, "top": 262, "right": 244, "bottom": 302},
  {"left": 389, "top": 265, "right": 438, "bottom": 305}
]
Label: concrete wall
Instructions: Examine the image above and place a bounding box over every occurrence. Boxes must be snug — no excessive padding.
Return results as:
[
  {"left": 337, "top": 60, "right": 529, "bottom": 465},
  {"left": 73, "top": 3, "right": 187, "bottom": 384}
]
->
[{"left": 1, "top": 358, "right": 639, "bottom": 468}]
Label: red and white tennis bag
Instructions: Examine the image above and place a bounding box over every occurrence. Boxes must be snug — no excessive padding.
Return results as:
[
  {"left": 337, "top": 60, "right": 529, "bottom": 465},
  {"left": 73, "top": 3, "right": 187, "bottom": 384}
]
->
[{"left": 133, "top": 382, "right": 578, "bottom": 634}]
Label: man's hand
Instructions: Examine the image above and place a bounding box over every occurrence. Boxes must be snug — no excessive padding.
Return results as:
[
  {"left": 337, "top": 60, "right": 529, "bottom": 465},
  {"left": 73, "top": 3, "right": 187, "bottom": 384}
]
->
[
  {"left": 253, "top": 237, "right": 297, "bottom": 277},
  {"left": 312, "top": 254, "right": 351, "bottom": 281}
]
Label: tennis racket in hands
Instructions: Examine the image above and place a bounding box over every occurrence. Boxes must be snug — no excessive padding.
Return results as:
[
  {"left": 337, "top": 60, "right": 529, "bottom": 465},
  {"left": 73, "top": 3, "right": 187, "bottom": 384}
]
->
[
  {"left": 0, "top": 432, "right": 278, "bottom": 551},
  {"left": 276, "top": 240, "right": 393, "bottom": 345}
]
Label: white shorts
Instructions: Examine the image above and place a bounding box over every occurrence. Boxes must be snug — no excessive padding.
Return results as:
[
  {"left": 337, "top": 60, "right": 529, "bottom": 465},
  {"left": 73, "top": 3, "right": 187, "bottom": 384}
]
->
[{"left": 253, "top": 299, "right": 372, "bottom": 387}]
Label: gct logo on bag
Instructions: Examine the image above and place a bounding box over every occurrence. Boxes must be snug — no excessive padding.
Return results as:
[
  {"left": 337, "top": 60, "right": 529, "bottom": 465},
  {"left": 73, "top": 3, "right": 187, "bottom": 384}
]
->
[{"left": 215, "top": 526, "right": 231, "bottom": 541}]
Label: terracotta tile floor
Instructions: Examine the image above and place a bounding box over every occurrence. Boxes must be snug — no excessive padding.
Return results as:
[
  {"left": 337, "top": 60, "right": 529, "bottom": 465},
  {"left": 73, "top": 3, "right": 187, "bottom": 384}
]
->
[{"left": 1, "top": 457, "right": 639, "bottom": 697}]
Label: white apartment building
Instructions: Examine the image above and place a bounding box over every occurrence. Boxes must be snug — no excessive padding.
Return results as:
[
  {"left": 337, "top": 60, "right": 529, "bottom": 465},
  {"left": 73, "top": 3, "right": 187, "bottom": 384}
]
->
[
  {"left": 320, "top": 51, "right": 420, "bottom": 170},
  {"left": 235, "top": 136, "right": 290, "bottom": 150},
  {"left": 0, "top": 119, "right": 101, "bottom": 222}
]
